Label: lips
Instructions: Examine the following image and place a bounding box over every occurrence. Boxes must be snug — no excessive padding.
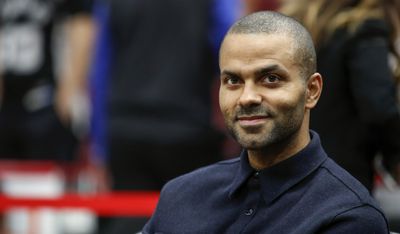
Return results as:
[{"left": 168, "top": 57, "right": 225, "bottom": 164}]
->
[{"left": 237, "top": 115, "right": 269, "bottom": 126}]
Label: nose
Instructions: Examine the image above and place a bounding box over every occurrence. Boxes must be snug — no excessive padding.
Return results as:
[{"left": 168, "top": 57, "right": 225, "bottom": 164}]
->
[{"left": 238, "top": 83, "right": 262, "bottom": 106}]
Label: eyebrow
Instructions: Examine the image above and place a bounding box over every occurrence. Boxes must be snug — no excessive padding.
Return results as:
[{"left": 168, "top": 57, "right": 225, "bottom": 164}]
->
[
  {"left": 255, "top": 64, "right": 286, "bottom": 76},
  {"left": 220, "top": 70, "right": 239, "bottom": 78},
  {"left": 221, "top": 64, "right": 286, "bottom": 77}
]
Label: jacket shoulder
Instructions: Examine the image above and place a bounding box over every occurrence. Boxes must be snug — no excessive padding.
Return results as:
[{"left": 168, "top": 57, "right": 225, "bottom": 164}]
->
[{"left": 161, "top": 157, "right": 240, "bottom": 197}]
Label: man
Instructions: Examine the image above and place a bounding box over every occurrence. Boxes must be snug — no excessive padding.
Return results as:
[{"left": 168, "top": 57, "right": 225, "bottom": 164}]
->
[
  {"left": 142, "top": 11, "right": 389, "bottom": 233},
  {"left": 0, "top": 0, "right": 94, "bottom": 161}
]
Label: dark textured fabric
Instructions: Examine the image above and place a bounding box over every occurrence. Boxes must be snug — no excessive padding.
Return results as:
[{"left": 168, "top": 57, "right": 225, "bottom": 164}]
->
[
  {"left": 0, "top": 106, "right": 78, "bottom": 160},
  {"left": 143, "top": 131, "right": 389, "bottom": 234},
  {"left": 100, "top": 2, "right": 224, "bottom": 232},
  {"left": 108, "top": 135, "right": 223, "bottom": 191},
  {"left": 311, "top": 19, "right": 400, "bottom": 190},
  {"left": 104, "top": 0, "right": 224, "bottom": 189},
  {"left": 62, "top": 0, "right": 93, "bottom": 15},
  {"left": 107, "top": 0, "right": 218, "bottom": 144}
]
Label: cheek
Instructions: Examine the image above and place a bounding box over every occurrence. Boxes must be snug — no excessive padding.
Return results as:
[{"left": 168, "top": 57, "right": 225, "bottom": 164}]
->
[
  {"left": 219, "top": 102, "right": 233, "bottom": 119},
  {"left": 219, "top": 90, "right": 236, "bottom": 113},
  {"left": 271, "top": 90, "right": 306, "bottom": 113}
]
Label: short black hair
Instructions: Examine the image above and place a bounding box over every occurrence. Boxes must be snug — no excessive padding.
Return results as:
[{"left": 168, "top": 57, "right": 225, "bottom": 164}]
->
[{"left": 225, "top": 11, "right": 316, "bottom": 79}]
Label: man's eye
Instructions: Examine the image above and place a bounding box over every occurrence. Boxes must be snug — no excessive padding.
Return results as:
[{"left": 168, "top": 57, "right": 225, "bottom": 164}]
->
[
  {"left": 263, "top": 74, "right": 280, "bottom": 83},
  {"left": 226, "top": 77, "right": 240, "bottom": 85}
]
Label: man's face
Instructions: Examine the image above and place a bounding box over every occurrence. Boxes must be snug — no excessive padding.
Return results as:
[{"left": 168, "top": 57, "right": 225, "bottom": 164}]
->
[{"left": 219, "top": 33, "right": 308, "bottom": 150}]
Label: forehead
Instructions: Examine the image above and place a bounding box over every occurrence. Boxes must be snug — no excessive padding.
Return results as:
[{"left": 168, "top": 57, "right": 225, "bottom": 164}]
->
[{"left": 219, "top": 33, "right": 297, "bottom": 72}]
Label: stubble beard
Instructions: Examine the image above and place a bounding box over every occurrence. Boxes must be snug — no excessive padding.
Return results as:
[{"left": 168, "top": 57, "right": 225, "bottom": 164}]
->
[{"left": 225, "top": 103, "right": 305, "bottom": 151}]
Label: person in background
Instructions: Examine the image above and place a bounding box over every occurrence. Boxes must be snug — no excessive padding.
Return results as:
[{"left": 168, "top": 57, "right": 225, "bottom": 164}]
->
[
  {"left": 142, "top": 11, "right": 389, "bottom": 233},
  {"left": 90, "top": 0, "right": 242, "bottom": 232},
  {"left": 0, "top": 0, "right": 95, "bottom": 162},
  {"left": 243, "top": 0, "right": 279, "bottom": 13},
  {"left": 280, "top": 0, "right": 400, "bottom": 191}
]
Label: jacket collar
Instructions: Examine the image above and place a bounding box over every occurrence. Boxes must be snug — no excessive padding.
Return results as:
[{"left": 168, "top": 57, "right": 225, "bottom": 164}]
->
[{"left": 228, "top": 130, "right": 328, "bottom": 205}]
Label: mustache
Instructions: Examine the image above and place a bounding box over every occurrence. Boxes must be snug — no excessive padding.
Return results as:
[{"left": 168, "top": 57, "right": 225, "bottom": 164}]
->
[{"left": 235, "top": 105, "right": 274, "bottom": 117}]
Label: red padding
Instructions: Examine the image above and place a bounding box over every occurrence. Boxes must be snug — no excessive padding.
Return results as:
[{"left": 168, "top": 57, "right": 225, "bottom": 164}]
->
[{"left": 0, "top": 192, "right": 160, "bottom": 217}]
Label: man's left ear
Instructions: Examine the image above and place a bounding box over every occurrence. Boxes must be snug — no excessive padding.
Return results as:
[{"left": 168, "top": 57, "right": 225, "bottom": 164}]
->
[{"left": 305, "top": 73, "right": 323, "bottom": 109}]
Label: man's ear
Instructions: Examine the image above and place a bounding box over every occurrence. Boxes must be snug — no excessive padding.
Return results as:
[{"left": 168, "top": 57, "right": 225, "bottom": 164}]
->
[{"left": 305, "top": 73, "right": 323, "bottom": 109}]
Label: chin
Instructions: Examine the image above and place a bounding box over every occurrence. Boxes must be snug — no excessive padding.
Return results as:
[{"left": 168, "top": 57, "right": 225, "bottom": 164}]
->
[{"left": 238, "top": 138, "right": 267, "bottom": 150}]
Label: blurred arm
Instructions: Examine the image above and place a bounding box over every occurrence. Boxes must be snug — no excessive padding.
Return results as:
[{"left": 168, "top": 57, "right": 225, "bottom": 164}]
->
[{"left": 55, "top": 14, "right": 96, "bottom": 133}]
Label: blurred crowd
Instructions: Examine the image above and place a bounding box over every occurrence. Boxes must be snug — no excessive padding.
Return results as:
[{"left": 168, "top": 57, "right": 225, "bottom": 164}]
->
[{"left": 0, "top": 0, "right": 399, "bottom": 233}]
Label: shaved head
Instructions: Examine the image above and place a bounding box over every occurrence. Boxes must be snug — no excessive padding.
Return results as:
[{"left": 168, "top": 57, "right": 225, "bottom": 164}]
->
[{"left": 223, "top": 11, "right": 316, "bottom": 79}]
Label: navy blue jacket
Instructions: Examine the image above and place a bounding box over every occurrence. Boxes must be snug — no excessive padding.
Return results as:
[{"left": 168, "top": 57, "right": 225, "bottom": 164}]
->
[{"left": 143, "top": 131, "right": 389, "bottom": 233}]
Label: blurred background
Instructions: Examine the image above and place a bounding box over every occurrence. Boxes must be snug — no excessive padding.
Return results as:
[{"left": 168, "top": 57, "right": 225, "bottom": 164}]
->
[{"left": 0, "top": 0, "right": 399, "bottom": 233}]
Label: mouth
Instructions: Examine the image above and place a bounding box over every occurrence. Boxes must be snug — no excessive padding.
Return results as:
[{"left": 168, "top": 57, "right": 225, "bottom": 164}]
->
[{"left": 236, "top": 115, "right": 269, "bottom": 127}]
